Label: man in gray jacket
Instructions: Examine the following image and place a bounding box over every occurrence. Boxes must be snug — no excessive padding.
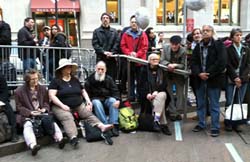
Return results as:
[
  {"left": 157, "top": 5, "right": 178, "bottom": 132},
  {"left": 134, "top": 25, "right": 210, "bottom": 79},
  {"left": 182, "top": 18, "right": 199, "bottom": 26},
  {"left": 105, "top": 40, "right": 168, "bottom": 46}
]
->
[{"left": 160, "top": 35, "right": 186, "bottom": 121}]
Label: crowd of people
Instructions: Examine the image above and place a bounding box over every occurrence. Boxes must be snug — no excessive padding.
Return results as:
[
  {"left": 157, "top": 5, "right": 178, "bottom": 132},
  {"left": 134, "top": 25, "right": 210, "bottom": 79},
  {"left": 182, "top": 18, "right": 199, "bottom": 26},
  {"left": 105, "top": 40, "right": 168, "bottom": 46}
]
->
[{"left": 1, "top": 12, "right": 250, "bottom": 156}]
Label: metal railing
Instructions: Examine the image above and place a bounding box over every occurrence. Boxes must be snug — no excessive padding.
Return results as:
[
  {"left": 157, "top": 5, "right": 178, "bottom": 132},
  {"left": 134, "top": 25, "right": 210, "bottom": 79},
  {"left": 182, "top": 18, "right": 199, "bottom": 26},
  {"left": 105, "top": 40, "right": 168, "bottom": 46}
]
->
[{"left": 0, "top": 45, "right": 97, "bottom": 86}]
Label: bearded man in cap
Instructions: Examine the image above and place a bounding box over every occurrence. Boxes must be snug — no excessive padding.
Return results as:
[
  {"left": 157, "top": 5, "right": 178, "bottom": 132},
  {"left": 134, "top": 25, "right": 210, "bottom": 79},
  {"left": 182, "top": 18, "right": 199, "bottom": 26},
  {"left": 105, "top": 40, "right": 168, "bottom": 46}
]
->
[
  {"left": 92, "top": 13, "right": 120, "bottom": 80},
  {"left": 160, "top": 35, "right": 186, "bottom": 121}
]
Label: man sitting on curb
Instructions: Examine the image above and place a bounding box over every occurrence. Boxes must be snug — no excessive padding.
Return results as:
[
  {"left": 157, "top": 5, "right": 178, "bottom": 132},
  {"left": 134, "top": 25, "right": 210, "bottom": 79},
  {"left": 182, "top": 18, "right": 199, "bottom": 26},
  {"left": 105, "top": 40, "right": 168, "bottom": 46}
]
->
[{"left": 85, "top": 61, "right": 120, "bottom": 137}]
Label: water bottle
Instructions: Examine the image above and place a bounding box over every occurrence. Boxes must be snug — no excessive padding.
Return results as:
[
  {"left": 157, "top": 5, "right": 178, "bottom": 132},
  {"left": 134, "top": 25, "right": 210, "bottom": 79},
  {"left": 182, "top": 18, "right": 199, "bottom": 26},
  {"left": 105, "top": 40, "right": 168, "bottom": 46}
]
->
[{"left": 79, "top": 121, "right": 85, "bottom": 138}]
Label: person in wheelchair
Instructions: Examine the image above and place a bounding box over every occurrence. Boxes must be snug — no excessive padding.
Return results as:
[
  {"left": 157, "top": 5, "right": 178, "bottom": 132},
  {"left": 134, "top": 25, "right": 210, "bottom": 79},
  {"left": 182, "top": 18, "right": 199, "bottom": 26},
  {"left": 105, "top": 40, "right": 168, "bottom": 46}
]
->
[
  {"left": 85, "top": 61, "right": 120, "bottom": 137},
  {"left": 15, "top": 69, "right": 66, "bottom": 156},
  {"left": 48, "top": 59, "right": 114, "bottom": 147},
  {"left": 139, "top": 53, "right": 172, "bottom": 135}
]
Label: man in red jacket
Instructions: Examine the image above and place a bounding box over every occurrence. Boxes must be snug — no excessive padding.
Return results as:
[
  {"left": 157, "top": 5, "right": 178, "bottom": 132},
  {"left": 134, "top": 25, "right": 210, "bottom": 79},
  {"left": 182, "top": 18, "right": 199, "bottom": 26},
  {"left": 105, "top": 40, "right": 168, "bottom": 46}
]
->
[{"left": 120, "top": 15, "right": 148, "bottom": 102}]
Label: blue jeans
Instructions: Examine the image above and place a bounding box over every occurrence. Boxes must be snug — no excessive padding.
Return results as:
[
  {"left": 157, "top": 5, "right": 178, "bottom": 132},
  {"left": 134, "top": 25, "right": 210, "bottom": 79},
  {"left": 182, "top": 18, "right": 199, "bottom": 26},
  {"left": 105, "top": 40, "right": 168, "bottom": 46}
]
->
[
  {"left": 196, "top": 81, "right": 221, "bottom": 130},
  {"left": 92, "top": 97, "right": 119, "bottom": 125},
  {"left": 23, "top": 58, "right": 36, "bottom": 72},
  {"left": 225, "top": 83, "right": 247, "bottom": 107}
]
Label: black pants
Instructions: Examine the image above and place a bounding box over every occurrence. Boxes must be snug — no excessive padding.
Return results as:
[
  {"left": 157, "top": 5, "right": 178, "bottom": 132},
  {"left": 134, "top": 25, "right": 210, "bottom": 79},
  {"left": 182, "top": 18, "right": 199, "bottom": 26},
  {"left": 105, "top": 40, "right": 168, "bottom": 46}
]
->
[{"left": 3, "top": 101, "right": 17, "bottom": 136}]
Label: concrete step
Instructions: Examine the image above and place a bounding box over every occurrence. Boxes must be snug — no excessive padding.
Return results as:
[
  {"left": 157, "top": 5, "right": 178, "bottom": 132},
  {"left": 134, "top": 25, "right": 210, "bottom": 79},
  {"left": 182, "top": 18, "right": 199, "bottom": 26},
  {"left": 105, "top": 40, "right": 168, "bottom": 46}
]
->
[{"left": 0, "top": 135, "right": 53, "bottom": 157}]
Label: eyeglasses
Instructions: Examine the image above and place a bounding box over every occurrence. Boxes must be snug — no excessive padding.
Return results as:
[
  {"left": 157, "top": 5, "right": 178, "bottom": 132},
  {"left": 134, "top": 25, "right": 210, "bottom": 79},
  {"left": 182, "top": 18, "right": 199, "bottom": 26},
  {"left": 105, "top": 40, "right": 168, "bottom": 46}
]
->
[
  {"left": 202, "top": 29, "right": 212, "bottom": 32},
  {"left": 52, "top": 28, "right": 58, "bottom": 30},
  {"left": 150, "top": 58, "right": 159, "bottom": 61},
  {"left": 97, "top": 68, "right": 105, "bottom": 71}
]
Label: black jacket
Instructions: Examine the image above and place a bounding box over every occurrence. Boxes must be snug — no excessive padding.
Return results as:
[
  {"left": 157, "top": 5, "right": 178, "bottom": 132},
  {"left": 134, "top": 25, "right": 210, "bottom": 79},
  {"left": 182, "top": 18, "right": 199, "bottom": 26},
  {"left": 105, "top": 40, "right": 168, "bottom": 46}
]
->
[
  {"left": 191, "top": 39, "right": 227, "bottom": 88},
  {"left": 92, "top": 26, "right": 119, "bottom": 62},
  {"left": 50, "top": 32, "right": 70, "bottom": 68},
  {"left": 85, "top": 73, "right": 120, "bottom": 101},
  {"left": 226, "top": 44, "right": 250, "bottom": 83},
  {"left": 140, "top": 64, "right": 168, "bottom": 96},
  {"left": 0, "top": 21, "right": 11, "bottom": 60},
  {"left": 17, "top": 26, "right": 37, "bottom": 59}
]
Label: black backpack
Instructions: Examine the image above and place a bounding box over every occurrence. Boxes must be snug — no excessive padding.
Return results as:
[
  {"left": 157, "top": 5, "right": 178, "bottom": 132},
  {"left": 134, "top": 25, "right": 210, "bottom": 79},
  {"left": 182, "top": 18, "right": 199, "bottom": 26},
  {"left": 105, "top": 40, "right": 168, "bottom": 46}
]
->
[{"left": 0, "top": 111, "right": 12, "bottom": 143}]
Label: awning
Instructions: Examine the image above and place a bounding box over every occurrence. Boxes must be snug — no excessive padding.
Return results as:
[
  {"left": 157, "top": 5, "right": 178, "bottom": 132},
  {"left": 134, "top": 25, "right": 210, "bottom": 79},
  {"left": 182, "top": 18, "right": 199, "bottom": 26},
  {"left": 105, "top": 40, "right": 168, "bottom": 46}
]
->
[{"left": 31, "top": 0, "right": 80, "bottom": 12}]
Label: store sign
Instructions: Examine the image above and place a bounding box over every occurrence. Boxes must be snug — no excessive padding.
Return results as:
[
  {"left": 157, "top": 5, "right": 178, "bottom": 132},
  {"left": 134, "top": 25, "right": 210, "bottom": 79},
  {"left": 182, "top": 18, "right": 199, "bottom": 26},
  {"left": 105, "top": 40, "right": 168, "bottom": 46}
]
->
[{"left": 35, "top": 8, "right": 75, "bottom": 12}]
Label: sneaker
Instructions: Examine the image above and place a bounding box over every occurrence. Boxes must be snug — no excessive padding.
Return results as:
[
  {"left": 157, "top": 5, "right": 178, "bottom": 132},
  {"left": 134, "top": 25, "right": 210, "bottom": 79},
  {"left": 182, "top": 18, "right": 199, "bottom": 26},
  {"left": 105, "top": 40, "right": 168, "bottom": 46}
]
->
[
  {"left": 247, "top": 120, "right": 250, "bottom": 125},
  {"left": 153, "top": 121, "right": 161, "bottom": 132},
  {"left": 101, "top": 132, "right": 113, "bottom": 145},
  {"left": 192, "top": 125, "right": 204, "bottom": 132},
  {"left": 58, "top": 137, "right": 67, "bottom": 149},
  {"left": 160, "top": 125, "right": 172, "bottom": 136},
  {"left": 210, "top": 130, "right": 220, "bottom": 137},
  {"left": 70, "top": 137, "right": 79, "bottom": 148},
  {"left": 31, "top": 144, "right": 41, "bottom": 156}
]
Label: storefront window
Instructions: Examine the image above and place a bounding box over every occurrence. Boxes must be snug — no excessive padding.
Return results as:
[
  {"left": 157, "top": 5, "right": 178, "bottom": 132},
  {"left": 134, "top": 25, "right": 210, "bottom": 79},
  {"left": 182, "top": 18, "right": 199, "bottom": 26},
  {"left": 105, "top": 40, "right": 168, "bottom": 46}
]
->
[
  {"left": 214, "top": 0, "right": 240, "bottom": 25},
  {"left": 34, "top": 13, "right": 79, "bottom": 47},
  {"left": 106, "top": 0, "right": 120, "bottom": 24},
  {"left": 156, "top": 0, "right": 184, "bottom": 25}
]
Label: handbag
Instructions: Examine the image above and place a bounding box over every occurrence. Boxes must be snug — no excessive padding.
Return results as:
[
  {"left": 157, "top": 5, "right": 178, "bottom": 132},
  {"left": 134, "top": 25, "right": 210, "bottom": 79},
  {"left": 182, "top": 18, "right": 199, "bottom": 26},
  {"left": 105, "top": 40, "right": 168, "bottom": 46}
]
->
[
  {"left": 83, "top": 121, "right": 103, "bottom": 142},
  {"left": 224, "top": 86, "right": 248, "bottom": 126}
]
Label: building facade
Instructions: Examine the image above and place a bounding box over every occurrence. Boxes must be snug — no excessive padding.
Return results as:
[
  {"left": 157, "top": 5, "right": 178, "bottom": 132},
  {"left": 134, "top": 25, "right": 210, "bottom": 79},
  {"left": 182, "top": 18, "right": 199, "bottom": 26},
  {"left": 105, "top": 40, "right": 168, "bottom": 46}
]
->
[{"left": 0, "top": 0, "right": 250, "bottom": 49}]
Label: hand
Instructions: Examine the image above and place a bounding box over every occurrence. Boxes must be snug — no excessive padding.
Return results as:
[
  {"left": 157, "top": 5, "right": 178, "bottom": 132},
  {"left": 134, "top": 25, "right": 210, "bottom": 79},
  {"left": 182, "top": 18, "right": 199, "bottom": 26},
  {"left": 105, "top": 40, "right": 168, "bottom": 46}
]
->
[
  {"left": 130, "top": 52, "right": 136, "bottom": 57},
  {"left": 147, "top": 93, "right": 153, "bottom": 100},
  {"left": 167, "top": 64, "right": 175, "bottom": 72},
  {"left": 85, "top": 104, "right": 93, "bottom": 112},
  {"left": 199, "top": 73, "right": 210, "bottom": 80},
  {"left": 37, "top": 108, "right": 46, "bottom": 113},
  {"left": 104, "top": 51, "right": 113, "bottom": 57},
  {"left": 31, "top": 111, "right": 42, "bottom": 116},
  {"left": 61, "top": 104, "right": 71, "bottom": 112},
  {"left": 113, "top": 100, "right": 120, "bottom": 108},
  {"left": 234, "top": 77, "right": 242, "bottom": 87}
]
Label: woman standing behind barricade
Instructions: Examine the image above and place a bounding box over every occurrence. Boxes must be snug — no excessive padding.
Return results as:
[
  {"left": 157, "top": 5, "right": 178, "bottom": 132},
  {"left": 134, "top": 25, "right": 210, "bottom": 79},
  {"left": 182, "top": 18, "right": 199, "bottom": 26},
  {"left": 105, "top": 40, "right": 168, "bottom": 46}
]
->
[
  {"left": 224, "top": 28, "right": 250, "bottom": 132},
  {"left": 49, "top": 24, "right": 71, "bottom": 76},
  {"left": 48, "top": 58, "right": 114, "bottom": 147},
  {"left": 186, "top": 29, "right": 202, "bottom": 118},
  {"left": 15, "top": 69, "right": 66, "bottom": 156}
]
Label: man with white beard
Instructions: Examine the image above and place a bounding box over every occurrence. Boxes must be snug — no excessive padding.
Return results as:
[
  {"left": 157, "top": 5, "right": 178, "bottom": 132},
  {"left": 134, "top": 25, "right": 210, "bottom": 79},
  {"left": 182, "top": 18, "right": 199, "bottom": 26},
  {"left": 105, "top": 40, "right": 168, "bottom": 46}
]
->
[{"left": 85, "top": 61, "right": 120, "bottom": 137}]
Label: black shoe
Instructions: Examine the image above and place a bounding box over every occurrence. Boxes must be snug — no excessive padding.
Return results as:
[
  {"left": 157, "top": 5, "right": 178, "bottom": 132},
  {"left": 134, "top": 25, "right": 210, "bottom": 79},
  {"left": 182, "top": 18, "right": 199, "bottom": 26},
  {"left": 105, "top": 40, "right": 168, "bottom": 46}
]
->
[
  {"left": 210, "top": 130, "right": 220, "bottom": 137},
  {"left": 175, "top": 115, "right": 182, "bottom": 121},
  {"left": 11, "top": 135, "right": 19, "bottom": 143},
  {"left": 112, "top": 125, "right": 119, "bottom": 137},
  {"left": 31, "top": 145, "right": 41, "bottom": 156},
  {"left": 153, "top": 121, "right": 161, "bottom": 132},
  {"left": 233, "top": 125, "right": 242, "bottom": 133},
  {"left": 101, "top": 132, "right": 113, "bottom": 145},
  {"left": 160, "top": 125, "right": 172, "bottom": 136},
  {"left": 70, "top": 137, "right": 79, "bottom": 148},
  {"left": 225, "top": 124, "right": 233, "bottom": 132},
  {"left": 58, "top": 137, "right": 67, "bottom": 149},
  {"left": 192, "top": 125, "right": 204, "bottom": 132}
]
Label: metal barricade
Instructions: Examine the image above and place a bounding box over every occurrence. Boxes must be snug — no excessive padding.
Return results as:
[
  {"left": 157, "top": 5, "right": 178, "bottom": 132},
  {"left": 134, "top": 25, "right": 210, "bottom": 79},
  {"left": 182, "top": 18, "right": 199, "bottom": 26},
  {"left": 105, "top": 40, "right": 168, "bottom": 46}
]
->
[{"left": 0, "top": 45, "right": 97, "bottom": 86}]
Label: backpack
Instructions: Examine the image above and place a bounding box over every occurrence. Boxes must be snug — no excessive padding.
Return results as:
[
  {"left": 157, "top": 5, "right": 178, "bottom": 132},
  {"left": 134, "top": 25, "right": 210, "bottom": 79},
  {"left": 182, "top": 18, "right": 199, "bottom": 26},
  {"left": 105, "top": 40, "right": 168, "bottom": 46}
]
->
[
  {"left": 0, "top": 111, "right": 12, "bottom": 143},
  {"left": 119, "top": 107, "right": 138, "bottom": 132}
]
